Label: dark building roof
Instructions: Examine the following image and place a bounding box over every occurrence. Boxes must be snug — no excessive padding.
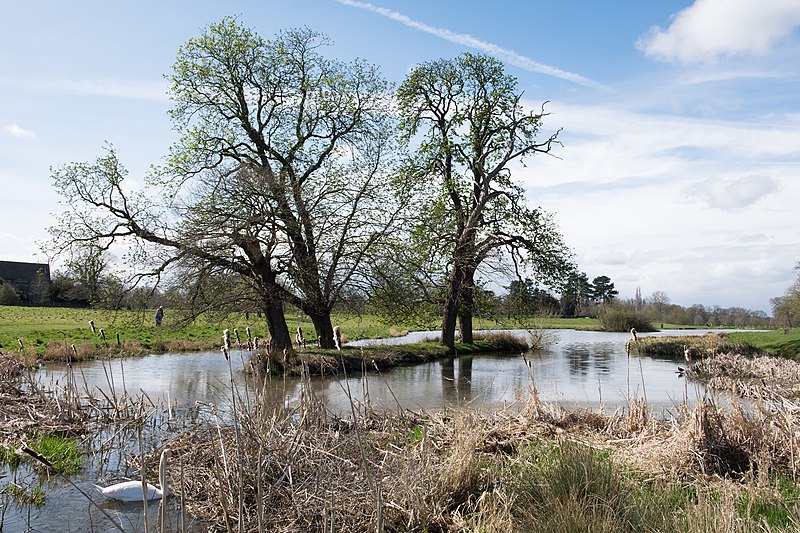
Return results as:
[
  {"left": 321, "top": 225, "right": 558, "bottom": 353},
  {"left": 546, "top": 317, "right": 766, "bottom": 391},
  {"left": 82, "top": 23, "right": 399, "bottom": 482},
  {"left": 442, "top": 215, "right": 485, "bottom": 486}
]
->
[
  {"left": 0, "top": 260, "right": 51, "bottom": 303},
  {"left": 0, "top": 260, "right": 50, "bottom": 281}
]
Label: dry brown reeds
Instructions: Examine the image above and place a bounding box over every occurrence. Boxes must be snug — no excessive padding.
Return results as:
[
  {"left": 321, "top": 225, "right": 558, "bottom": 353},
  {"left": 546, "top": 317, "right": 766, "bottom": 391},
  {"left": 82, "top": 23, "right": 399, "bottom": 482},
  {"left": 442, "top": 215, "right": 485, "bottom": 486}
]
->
[
  {"left": 688, "top": 352, "right": 800, "bottom": 400},
  {"left": 164, "top": 367, "right": 800, "bottom": 532},
  {"left": 0, "top": 354, "right": 88, "bottom": 453},
  {"left": 170, "top": 380, "right": 542, "bottom": 531},
  {"left": 471, "top": 331, "right": 530, "bottom": 352}
]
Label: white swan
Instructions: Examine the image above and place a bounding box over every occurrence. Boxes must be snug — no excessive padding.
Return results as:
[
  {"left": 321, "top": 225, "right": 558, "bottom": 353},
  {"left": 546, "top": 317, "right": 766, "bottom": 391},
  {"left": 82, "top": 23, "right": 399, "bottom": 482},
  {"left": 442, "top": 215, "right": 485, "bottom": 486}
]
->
[{"left": 93, "top": 448, "right": 172, "bottom": 502}]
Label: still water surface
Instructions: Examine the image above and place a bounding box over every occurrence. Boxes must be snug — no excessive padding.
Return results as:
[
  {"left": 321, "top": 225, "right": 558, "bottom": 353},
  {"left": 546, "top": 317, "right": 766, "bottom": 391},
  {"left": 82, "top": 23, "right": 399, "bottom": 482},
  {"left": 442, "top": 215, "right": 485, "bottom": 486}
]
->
[
  {"left": 39, "top": 328, "right": 719, "bottom": 417},
  {"left": 12, "top": 328, "right": 727, "bottom": 531}
]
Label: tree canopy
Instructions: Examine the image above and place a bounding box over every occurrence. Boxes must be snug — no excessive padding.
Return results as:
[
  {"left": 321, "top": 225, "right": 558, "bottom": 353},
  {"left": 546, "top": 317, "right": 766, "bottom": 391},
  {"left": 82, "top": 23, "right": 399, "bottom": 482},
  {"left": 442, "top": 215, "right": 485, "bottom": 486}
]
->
[
  {"left": 772, "top": 263, "right": 800, "bottom": 328},
  {"left": 49, "top": 19, "right": 402, "bottom": 349},
  {"left": 396, "top": 53, "right": 574, "bottom": 349},
  {"left": 591, "top": 275, "right": 618, "bottom": 304},
  {"left": 47, "top": 22, "right": 578, "bottom": 352}
]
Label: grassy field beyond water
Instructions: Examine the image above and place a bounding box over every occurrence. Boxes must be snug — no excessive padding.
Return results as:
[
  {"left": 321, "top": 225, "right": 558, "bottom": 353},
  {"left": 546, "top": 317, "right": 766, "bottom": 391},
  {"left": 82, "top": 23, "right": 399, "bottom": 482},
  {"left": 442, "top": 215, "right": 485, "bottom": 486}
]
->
[
  {"left": 0, "top": 305, "right": 597, "bottom": 358},
  {"left": 2, "top": 304, "right": 797, "bottom": 360}
]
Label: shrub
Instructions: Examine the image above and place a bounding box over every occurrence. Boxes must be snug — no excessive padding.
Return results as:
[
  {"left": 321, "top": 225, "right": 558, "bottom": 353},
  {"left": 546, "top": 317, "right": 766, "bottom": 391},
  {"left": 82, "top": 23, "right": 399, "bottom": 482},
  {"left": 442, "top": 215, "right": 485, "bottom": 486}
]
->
[{"left": 597, "top": 303, "right": 655, "bottom": 332}]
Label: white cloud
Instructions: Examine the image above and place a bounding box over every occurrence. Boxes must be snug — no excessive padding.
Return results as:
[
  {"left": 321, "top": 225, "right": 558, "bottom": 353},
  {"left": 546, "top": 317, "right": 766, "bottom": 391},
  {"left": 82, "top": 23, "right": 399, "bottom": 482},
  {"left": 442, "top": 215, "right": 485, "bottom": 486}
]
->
[
  {"left": 4, "top": 123, "right": 35, "bottom": 138},
  {"left": 54, "top": 78, "right": 169, "bottom": 101},
  {"left": 637, "top": 0, "right": 800, "bottom": 64},
  {"left": 513, "top": 98, "right": 800, "bottom": 311},
  {"left": 334, "top": 0, "right": 609, "bottom": 90},
  {"left": 686, "top": 175, "right": 779, "bottom": 210},
  {"left": 734, "top": 233, "right": 770, "bottom": 243}
]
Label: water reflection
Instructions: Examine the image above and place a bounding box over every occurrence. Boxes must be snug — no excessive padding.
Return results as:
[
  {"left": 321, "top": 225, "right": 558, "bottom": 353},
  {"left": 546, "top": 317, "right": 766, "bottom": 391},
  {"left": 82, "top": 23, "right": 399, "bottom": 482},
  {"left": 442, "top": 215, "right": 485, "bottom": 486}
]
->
[
  {"left": 39, "top": 328, "right": 735, "bottom": 417},
  {"left": 440, "top": 357, "right": 473, "bottom": 403},
  {"left": 563, "top": 342, "right": 615, "bottom": 376}
]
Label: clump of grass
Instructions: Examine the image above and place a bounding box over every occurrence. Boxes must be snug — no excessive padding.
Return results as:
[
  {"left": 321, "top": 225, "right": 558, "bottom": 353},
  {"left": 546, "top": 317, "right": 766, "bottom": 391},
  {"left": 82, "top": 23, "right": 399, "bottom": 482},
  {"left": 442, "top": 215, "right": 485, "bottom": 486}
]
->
[
  {"left": 4, "top": 483, "right": 46, "bottom": 506},
  {"left": 511, "top": 440, "right": 671, "bottom": 532},
  {"left": 472, "top": 331, "right": 530, "bottom": 352},
  {"left": 28, "top": 433, "right": 83, "bottom": 474},
  {"left": 737, "top": 490, "right": 796, "bottom": 529},
  {"left": 0, "top": 444, "right": 21, "bottom": 468}
]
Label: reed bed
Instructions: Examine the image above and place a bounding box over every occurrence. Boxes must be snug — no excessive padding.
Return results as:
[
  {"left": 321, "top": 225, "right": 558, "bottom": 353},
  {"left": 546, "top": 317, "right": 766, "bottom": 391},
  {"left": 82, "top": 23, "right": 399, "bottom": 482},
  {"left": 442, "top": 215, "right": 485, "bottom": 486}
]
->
[
  {"left": 633, "top": 332, "right": 762, "bottom": 360},
  {"left": 0, "top": 354, "right": 87, "bottom": 446},
  {"left": 687, "top": 351, "right": 800, "bottom": 399},
  {"left": 167, "top": 355, "right": 800, "bottom": 532}
]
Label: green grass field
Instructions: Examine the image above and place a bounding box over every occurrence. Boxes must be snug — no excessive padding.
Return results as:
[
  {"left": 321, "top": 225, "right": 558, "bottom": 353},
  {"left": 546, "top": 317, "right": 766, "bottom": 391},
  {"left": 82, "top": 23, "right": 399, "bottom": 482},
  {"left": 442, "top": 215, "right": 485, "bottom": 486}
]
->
[
  {"left": 0, "top": 305, "right": 600, "bottom": 357},
  {"left": 729, "top": 329, "right": 800, "bottom": 359},
  {"left": 7, "top": 305, "right": 795, "bottom": 359}
]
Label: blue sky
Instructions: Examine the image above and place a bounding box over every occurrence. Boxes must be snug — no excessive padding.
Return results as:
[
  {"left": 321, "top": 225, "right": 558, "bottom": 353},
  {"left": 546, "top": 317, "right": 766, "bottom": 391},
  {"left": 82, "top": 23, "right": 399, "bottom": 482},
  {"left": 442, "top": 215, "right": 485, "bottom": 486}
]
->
[{"left": 2, "top": 0, "right": 799, "bottom": 313}]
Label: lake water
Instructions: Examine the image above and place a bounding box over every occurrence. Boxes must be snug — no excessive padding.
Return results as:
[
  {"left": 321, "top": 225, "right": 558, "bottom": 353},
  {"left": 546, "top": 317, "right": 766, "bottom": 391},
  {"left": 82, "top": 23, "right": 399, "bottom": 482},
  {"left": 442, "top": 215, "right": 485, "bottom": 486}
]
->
[
  {"left": 38, "top": 328, "right": 721, "bottom": 418},
  {"left": 10, "top": 328, "right": 728, "bottom": 531}
]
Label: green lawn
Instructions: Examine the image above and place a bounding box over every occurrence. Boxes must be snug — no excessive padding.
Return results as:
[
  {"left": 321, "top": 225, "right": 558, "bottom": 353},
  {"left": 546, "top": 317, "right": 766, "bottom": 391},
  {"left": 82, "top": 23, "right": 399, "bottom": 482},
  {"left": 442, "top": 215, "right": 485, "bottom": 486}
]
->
[
  {"left": 729, "top": 328, "right": 800, "bottom": 359},
  {"left": 0, "top": 305, "right": 602, "bottom": 357},
  {"left": 11, "top": 305, "right": 794, "bottom": 359}
]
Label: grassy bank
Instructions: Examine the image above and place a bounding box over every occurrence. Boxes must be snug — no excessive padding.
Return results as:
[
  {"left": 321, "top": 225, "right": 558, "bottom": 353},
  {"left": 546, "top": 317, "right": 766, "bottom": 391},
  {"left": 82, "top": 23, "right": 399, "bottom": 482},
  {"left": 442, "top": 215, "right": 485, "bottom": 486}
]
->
[
  {"left": 632, "top": 329, "right": 800, "bottom": 360},
  {"left": 0, "top": 305, "right": 598, "bottom": 359},
  {"left": 728, "top": 329, "right": 800, "bottom": 359}
]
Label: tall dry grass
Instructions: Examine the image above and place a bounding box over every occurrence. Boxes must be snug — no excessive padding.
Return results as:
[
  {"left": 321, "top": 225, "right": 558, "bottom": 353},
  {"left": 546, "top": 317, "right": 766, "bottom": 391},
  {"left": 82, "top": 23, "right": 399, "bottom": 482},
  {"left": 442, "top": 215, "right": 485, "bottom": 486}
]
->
[{"left": 164, "top": 345, "right": 800, "bottom": 532}]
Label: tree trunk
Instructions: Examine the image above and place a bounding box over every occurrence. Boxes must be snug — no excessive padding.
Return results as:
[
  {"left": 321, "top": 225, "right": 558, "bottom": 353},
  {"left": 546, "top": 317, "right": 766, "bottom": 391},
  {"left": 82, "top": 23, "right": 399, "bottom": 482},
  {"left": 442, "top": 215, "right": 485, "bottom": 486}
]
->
[
  {"left": 310, "top": 311, "right": 336, "bottom": 349},
  {"left": 440, "top": 266, "right": 464, "bottom": 352},
  {"left": 458, "top": 309, "right": 473, "bottom": 344},
  {"left": 458, "top": 268, "right": 476, "bottom": 344},
  {"left": 263, "top": 301, "right": 292, "bottom": 351}
]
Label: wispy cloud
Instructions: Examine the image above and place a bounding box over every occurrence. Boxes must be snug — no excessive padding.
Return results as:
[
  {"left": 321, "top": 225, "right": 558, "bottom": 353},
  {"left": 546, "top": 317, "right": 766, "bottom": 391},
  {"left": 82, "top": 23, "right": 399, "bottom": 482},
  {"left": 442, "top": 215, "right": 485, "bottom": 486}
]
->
[
  {"left": 4, "top": 123, "right": 35, "bottom": 139},
  {"left": 54, "top": 78, "right": 169, "bottom": 101},
  {"left": 1, "top": 75, "right": 169, "bottom": 101},
  {"left": 334, "top": 0, "right": 609, "bottom": 90}
]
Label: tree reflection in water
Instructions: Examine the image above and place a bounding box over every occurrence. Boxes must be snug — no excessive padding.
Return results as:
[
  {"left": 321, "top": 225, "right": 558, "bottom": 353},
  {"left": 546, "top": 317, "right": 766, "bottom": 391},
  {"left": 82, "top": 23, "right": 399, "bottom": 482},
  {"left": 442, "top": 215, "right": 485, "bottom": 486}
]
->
[
  {"left": 440, "top": 357, "right": 473, "bottom": 402},
  {"left": 564, "top": 342, "right": 615, "bottom": 377}
]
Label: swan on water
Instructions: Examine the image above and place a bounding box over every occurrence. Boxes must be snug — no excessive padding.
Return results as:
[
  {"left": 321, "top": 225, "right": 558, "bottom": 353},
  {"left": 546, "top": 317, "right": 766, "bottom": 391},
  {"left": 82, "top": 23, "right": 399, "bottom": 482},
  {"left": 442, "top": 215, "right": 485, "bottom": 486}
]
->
[{"left": 93, "top": 448, "right": 172, "bottom": 502}]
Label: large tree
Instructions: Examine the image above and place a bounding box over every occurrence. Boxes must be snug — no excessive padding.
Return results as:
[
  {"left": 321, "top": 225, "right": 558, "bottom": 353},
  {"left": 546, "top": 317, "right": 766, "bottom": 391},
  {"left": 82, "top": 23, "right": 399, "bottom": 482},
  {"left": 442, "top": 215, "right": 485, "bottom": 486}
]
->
[
  {"left": 396, "top": 53, "right": 574, "bottom": 349},
  {"left": 591, "top": 275, "right": 618, "bottom": 305},
  {"left": 559, "top": 271, "right": 592, "bottom": 318},
  {"left": 49, "top": 19, "right": 401, "bottom": 349},
  {"left": 772, "top": 262, "right": 800, "bottom": 328}
]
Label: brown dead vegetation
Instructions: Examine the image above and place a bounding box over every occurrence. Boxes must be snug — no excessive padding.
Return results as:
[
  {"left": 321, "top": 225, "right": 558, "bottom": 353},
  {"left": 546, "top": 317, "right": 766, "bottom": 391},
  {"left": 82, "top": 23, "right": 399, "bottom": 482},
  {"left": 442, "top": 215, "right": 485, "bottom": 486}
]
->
[
  {"left": 688, "top": 351, "right": 800, "bottom": 400},
  {"left": 0, "top": 354, "right": 87, "bottom": 451},
  {"left": 168, "top": 361, "right": 800, "bottom": 532}
]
